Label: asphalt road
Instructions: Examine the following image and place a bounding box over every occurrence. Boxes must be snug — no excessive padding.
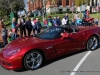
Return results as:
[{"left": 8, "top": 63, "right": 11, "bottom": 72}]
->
[{"left": 0, "top": 43, "right": 100, "bottom": 75}]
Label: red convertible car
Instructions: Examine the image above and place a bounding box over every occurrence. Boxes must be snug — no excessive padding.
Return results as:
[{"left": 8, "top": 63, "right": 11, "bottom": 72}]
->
[{"left": 0, "top": 25, "right": 100, "bottom": 70}]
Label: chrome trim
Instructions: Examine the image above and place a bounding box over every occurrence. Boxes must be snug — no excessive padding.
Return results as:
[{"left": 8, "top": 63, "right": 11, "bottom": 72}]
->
[{"left": 46, "top": 46, "right": 53, "bottom": 49}]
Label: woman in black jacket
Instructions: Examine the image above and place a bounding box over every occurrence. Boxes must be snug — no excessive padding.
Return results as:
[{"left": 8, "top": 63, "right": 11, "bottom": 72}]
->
[
  {"left": 25, "top": 17, "right": 32, "bottom": 36},
  {"left": 35, "top": 18, "right": 42, "bottom": 34}
]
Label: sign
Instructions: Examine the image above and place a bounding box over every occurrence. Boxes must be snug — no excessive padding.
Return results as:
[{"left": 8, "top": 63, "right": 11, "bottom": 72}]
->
[
  {"left": 80, "top": 5, "right": 86, "bottom": 11},
  {"left": 10, "top": 12, "right": 14, "bottom": 22}
]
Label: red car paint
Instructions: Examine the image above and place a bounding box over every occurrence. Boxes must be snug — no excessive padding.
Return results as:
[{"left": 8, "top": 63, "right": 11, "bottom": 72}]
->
[{"left": 0, "top": 25, "right": 100, "bottom": 70}]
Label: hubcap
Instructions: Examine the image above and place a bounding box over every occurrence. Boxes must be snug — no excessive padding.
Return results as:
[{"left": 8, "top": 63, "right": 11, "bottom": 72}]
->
[
  {"left": 25, "top": 52, "right": 42, "bottom": 69},
  {"left": 88, "top": 37, "right": 98, "bottom": 50}
]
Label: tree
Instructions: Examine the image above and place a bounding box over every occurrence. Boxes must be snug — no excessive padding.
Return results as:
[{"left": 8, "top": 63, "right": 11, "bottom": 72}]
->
[
  {"left": 74, "top": 0, "right": 90, "bottom": 6},
  {"left": 0, "top": 0, "right": 25, "bottom": 17}
]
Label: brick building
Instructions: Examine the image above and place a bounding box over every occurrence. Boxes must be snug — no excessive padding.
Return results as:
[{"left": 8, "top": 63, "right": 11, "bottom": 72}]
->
[{"left": 27, "top": 0, "right": 74, "bottom": 14}]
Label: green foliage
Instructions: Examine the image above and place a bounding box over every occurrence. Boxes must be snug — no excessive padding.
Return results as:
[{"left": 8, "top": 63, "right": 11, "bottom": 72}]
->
[
  {"left": 4, "top": 17, "right": 11, "bottom": 28},
  {"left": 0, "top": 9, "right": 7, "bottom": 17},
  {"left": 0, "top": 0, "right": 25, "bottom": 18},
  {"left": 74, "top": 0, "right": 90, "bottom": 6}
]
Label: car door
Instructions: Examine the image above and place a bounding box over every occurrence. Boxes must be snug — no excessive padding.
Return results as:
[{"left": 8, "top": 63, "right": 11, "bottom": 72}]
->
[
  {"left": 69, "top": 31, "right": 86, "bottom": 50},
  {"left": 53, "top": 32, "right": 85, "bottom": 55}
]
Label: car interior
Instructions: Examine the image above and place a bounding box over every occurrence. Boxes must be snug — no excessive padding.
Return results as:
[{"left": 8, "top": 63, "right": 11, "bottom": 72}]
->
[{"left": 64, "top": 25, "right": 79, "bottom": 34}]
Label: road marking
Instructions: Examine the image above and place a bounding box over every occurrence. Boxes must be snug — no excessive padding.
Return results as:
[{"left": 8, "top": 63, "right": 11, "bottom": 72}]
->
[{"left": 70, "top": 51, "right": 92, "bottom": 75}]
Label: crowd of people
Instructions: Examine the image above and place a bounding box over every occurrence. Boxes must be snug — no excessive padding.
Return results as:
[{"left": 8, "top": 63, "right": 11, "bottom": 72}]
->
[
  {"left": 1, "top": 16, "right": 43, "bottom": 46},
  {"left": 1, "top": 12, "right": 99, "bottom": 46}
]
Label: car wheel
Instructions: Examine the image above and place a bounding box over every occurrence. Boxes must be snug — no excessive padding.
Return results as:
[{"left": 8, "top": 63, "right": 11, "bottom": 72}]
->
[
  {"left": 87, "top": 36, "right": 99, "bottom": 51},
  {"left": 23, "top": 51, "right": 43, "bottom": 70}
]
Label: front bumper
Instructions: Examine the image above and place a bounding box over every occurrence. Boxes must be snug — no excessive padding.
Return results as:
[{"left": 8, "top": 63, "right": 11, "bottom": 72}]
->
[{"left": 0, "top": 54, "right": 23, "bottom": 70}]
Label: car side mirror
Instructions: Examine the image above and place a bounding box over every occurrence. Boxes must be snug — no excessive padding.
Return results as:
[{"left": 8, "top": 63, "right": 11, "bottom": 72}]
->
[{"left": 61, "top": 33, "right": 69, "bottom": 40}]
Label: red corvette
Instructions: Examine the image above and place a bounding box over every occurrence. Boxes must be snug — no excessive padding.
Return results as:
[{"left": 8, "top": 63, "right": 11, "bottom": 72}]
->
[{"left": 0, "top": 25, "right": 100, "bottom": 70}]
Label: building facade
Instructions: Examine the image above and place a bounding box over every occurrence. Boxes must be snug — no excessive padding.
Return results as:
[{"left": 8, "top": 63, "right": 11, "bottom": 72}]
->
[
  {"left": 90, "top": 0, "right": 100, "bottom": 6},
  {"left": 27, "top": 0, "right": 74, "bottom": 14}
]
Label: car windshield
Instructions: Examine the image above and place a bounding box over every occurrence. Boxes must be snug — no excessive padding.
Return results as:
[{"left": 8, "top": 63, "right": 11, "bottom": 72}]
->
[{"left": 36, "top": 27, "right": 64, "bottom": 40}]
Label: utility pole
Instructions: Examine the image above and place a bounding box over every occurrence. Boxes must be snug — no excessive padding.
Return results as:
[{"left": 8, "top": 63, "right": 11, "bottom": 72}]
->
[{"left": 42, "top": 0, "right": 45, "bottom": 21}]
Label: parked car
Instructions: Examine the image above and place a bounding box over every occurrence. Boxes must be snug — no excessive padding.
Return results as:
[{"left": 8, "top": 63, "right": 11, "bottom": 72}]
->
[{"left": 0, "top": 25, "right": 100, "bottom": 70}]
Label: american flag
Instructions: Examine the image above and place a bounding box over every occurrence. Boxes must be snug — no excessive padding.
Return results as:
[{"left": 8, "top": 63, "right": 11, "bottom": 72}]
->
[{"left": 96, "top": 3, "right": 99, "bottom": 12}]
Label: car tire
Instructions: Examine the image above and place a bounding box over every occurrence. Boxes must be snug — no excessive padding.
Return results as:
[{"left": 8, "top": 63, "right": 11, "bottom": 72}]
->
[
  {"left": 87, "top": 36, "right": 99, "bottom": 51},
  {"left": 23, "top": 50, "right": 43, "bottom": 70}
]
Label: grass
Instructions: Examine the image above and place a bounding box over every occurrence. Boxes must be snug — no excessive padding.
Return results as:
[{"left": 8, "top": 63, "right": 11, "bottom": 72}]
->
[{"left": 33, "top": 12, "right": 100, "bottom": 22}]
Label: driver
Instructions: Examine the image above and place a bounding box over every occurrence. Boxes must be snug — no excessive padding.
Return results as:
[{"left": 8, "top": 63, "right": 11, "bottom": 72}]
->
[{"left": 61, "top": 27, "right": 72, "bottom": 40}]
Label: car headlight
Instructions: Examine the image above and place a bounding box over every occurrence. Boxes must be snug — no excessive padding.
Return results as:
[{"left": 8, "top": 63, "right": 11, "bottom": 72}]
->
[{"left": 7, "top": 48, "right": 20, "bottom": 56}]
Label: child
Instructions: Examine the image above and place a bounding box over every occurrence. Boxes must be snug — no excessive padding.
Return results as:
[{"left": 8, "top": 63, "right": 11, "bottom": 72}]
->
[
  {"left": 8, "top": 29, "right": 14, "bottom": 40},
  {"left": 43, "top": 18, "right": 48, "bottom": 27},
  {"left": 7, "top": 36, "right": 13, "bottom": 43}
]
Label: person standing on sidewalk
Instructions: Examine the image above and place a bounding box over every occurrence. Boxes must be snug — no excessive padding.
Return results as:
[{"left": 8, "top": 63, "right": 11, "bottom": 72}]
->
[
  {"left": 1, "top": 24, "right": 8, "bottom": 46},
  {"left": 11, "top": 18, "right": 17, "bottom": 40},
  {"left": 62, "top": 16, "right": 66, "bottom": 26},
  {"left": 18, "top": 15, "right": 26, "bottom": 37},
  {"left": 35, "top": 18, "right": 42, "bottom": 34},
  {"left": 65, "top": 13, "right": 69, "bottom": 25},
  {"left": 56, "top": 16, "right": 61, "bottom": 26},
  {"left": 25, "top": 17, "right": 32, "bottom": 36},
  {"left": 31, "top": 18, "right": 36, "bottom": 36}
]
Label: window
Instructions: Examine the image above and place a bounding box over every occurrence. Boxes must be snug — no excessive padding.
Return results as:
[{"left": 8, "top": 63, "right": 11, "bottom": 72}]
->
[
  {"left": 66, "top": 0, "right": 69, "bottom": 5},
  {"left": 92, "top": 0, "right": 94, "bottom": 6},
  {"left": 36, "top": 27, "right": 64, "bottom": 40},
  {"left": 57, "top": 0, "right": 62, "bottom": 6}
]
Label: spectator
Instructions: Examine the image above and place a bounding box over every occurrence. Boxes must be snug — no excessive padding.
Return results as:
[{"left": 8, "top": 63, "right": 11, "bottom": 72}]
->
[
  {"left": 74, "top": 12, "right": 79, "bottom": 22},
  {"left": 56, "top": 16, "right": 61, "bottom": 26},
  {"left": 82, "top": 17, "right": 87, "bottom": 26},
  {"left": 25, "top": 17, "right": 32, "bottom": 36},
  {"left": 86, "top": 9, "right": 90, "bottom": 18},
  {"left": 83, "top": 10, "right": 87, "bottom": 18},
  {"left": 52, "top": 17, "right": 57, "bottom": 26},
  {"left": 18, "top": 15, "right": 26, "bottom": 37},
  {"left": 62, "top": 16, "right": 66, "bottom": 26},
  {"left": 35, "top": 18, "right": 42, "bottom": 34},
  {"left": 75, "top": 16, "right": 82, "bottom": 25},
  {"left": 11, "top": 18, "right": 17, "bottom": 40},
  {"left": 1, "top": 24, "right": 8, "bottom": 46},
  {"left": 94, "top": 17, "right": 99, "bottom": 25},
  {"left": 8, "top": 29, "right": 14, "bottom": 40},
  {"left": 65, "top": 13, "right": 69, "bottom": 25},
  {"left": 48, "top": 16, "right": 53, "bottom": 26},
  {"left": 31, "top": 18, "right": 36, "bottom": 36},
  {"left": 43, "top": 18, "right": 48, "bottom": 27},
  {"left": 7, "top": 36, "right": 13, "bottom": 43}
]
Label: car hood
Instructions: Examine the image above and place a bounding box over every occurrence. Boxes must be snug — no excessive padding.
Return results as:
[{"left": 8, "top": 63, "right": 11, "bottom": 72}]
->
[{"left": 4, "top": 36, "right": 46, "bottom": 50}]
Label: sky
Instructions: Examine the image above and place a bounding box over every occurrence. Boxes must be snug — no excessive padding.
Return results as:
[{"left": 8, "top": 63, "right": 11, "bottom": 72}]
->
[
  {"left": 24, "top": 0, "right": 28, "bottom": 11},
  {"left": 18, "top": 0, "right": 28, "bottom": 16}
]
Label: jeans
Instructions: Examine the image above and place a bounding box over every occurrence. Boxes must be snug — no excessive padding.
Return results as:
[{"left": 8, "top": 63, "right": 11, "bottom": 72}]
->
[
  {"left": 36, "top": 29, "right": 41, "bottom": 34},
  {"left": 13, "top": 33, "right": 17, "bottom": 40},
  {"left": 27, "top": 29, "right": 32, "bottom": 36},
  {"left": 2, "top": 35, "right": 7, "bottom": 46}
]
